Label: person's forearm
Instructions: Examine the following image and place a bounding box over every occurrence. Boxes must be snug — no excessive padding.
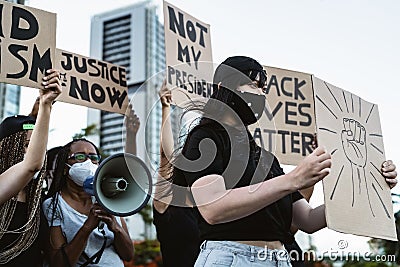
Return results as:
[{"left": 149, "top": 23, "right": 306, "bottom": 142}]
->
[
  {"left": 51, "top": 224, "right": 92, "bottom": 266},
  {"left": 0, "top": 102, "right": 52, "bottom": 205},
  {"left": 307, "top": 204, "right": 326, "bottom": 232},
  {"left": 113, "top": 226, "right": 134, "bottom": 261},
  {"left": 25, "top": 102, "right": 52, "bottom": 171},
  {"left": 156, "top": 106, "right": 173, "bottom": 189},
  {"left": 160, "top": 105, "right": 174, "bottom": 159},
  {"left": 154, "top": 105, "right": 175, "bottom": 211},
  {"left": 292, "top": 201, "right": 326, "bottom": 234},
  {"left": 192, "top": 174, "right": 296, "bottom": 224},
  {"left": 125, "top": 131, "right": 137, "bottom": 155}
]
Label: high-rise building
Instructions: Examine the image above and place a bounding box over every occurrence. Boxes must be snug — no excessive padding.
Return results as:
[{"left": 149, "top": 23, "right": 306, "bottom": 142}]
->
[
  {"left": 89, "top": 1, "right": 166, "bottom": 239},
  {"left": 0, "top": 83, "right": 20, "bottom": 120},
  {"left": 0, "top": 0, "right": 25, "bottom": 120}
]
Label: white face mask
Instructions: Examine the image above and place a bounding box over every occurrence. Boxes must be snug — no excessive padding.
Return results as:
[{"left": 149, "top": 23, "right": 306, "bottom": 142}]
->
[{"left": 67, "top": 160, "right": 98, "bottom": 186}]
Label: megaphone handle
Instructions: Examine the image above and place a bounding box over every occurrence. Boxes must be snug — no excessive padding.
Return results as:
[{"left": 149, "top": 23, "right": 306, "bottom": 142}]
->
[
  {"left": 98, "top": 221, "right": 105, "bottom": 231},
  {"left": 91, "top": 196, "right": 106, "bottom": 231}
]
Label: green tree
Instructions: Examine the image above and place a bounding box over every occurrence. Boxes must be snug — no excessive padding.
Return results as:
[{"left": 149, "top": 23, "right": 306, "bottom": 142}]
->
[
  {"left": 368, "top": 194, "right": 400, "bottom": 265},
  {"left": 72, "top": 123, "right": 109, "bottom": 159},
  {"left": 72, "top": 123, "right": 99, "bottom": 139},
  {"left": 138, "top": 204, "right": 153, "bottom": 240}
]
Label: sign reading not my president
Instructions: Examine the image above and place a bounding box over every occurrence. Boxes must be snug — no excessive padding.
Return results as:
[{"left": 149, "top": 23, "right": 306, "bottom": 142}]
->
[{"left": 163, "top": 1, "right": 213, "bottom": 107}]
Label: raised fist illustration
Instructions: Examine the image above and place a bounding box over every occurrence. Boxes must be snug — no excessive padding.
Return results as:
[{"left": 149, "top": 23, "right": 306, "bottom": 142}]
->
[{"left": 341, "top": 118, "right": 367, "bottom": 167}]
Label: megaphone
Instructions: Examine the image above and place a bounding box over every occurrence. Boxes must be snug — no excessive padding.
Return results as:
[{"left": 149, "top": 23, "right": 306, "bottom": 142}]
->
[{"left": 83, "top": 153, "right": 152, "bottom": 216}]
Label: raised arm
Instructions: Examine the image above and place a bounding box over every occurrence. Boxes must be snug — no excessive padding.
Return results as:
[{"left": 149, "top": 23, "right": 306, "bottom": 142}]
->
[
  {"left": 159, "top": 80, "right": 174, "bottom": 161},
  {"left": 153, "top": 80, "right": 174, "bottom": 213},
  {"left": 0, "top": 69, "right": 61, "bottom": 205},
  {"left": 191, "top": 146, "right": 331, "bottom": 225},
  {"left": 124, "top": 104, "right": 140, "bottom": 155}
]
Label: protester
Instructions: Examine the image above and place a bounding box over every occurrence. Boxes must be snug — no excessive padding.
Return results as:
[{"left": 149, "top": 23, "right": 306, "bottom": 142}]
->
[
  {"left": 153, "top": 80, "right": 201, "bottom": 267},
  {"left": 169, "top": 56, "right": 397, "bottom": 266},
  {"left": 42, "top": 108, "right": 139, "bottom": 267},
  {"left": 0, "top": 69, "right": 62, "bottom": 266}
]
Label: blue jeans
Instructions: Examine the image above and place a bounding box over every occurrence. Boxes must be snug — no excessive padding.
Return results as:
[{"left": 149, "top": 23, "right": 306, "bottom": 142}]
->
[{"left": 195, "top": 240, "right": 292, "bottom": 266}]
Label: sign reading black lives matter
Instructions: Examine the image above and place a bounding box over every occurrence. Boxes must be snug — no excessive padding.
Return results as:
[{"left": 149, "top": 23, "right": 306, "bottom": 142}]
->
[
  {"left": 0, "top": 1, "right": 56, "bottom": 88},
  {"left": 163, "top": 1, "right": 213, "bottom": 107},
  {"left": 249, "top": 66, "right": 316, "bottom": 166},
  {"left": 55, "top": 49, "right": 129, "bottom": 114}
]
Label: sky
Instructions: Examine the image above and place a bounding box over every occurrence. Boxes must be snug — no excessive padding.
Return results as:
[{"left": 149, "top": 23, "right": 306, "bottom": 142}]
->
[{"left": 20, "top": 0, "right": 400, "bottom": 255}]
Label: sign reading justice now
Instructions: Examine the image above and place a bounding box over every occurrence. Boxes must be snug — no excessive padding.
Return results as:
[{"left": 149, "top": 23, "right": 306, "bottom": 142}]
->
[
  {"left": 0, "top": 0, "right": 56, "bottom": 88},
  {"left": 55, "top": 49, "right": 129, "bottom": 115}
]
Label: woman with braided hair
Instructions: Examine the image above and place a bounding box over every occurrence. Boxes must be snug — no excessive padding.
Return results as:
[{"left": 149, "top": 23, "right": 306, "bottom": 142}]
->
[
  {"left": 42, "top": 108, "right": 139, "bottom": 267},
  {"left": 0, "top": 69, "right": 61, "bottom": 266}
]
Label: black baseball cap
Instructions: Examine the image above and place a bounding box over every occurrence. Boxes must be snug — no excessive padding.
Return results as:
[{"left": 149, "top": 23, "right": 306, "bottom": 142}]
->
[
  {"left": 0, "top": 115, "right": 36, "bottom": 142},
  {"left": 213, "top": 56, "right": 267, "bottom": 89}
]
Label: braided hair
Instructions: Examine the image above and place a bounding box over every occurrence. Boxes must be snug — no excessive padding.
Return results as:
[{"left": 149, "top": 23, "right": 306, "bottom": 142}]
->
[
  {"left": 45, "top": 138, "right": 100, "bottom": 226},
  {"left": 0, "top": 131, "right": 46, "bottom": 264}
]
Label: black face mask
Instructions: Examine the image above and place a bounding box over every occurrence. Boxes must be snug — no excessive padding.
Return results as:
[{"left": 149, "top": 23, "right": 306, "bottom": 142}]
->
[{"left": 230, "top": 91, "right": 266, "bottom": 125}]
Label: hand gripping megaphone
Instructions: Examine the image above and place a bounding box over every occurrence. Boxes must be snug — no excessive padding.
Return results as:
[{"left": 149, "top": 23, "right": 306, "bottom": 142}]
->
[{"left": 83, "top": 153, "right": 152, "bottom": 216}]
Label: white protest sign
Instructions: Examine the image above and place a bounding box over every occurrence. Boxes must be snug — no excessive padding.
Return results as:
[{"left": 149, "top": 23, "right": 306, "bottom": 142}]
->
[
  {"left": 163, "top": 1, "right": 213, "bottom": 107},
  {"left": 249, "top": 66, "right": 316, "bottom": 165},
  {"left": 55, "top": 49, "right": 129, "bottom": 115},
  {"left": 0, "top": 0, "right": 56, "bottom": 88},
  {"left": 314, "top": 76, "right": 396, "bottom": 240}
]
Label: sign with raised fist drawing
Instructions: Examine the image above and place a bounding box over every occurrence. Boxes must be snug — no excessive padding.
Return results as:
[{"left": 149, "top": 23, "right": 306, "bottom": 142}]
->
[{"left": 313, "top": 77, "right": 396, "bottom": 240}]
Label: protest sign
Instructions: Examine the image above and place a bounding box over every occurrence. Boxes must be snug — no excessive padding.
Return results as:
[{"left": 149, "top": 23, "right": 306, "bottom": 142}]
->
[
  {"left": 314, "top": 76, "right": 396, "bottom": 240},
  {"left": 55, "top": 49, "right": 129, "bottom": 114},
  {"left": 163, "top": 1, "right": 213, "bottom": 107},
  {"left": 0, "top": 1, "right": 56, "bottom": 88},
  {"left": 249, "top": 66, "right": 316, "bottom": 165}
]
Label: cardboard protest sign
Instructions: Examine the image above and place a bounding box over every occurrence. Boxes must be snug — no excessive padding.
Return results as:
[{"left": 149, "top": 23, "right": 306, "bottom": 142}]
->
[
  {"left": 55, "top": 49, "right": 129, "bottom": 115},
  {"left": 249, "top": 66, "right": 316, "bottom": 165},
  {"left": 313, "top": 76, "right": 396, "bottom": 240},
  {"left": 0, "top": 1, "right": 56, "bottom": 88},
  {"left": 163, "top": 1, "right": 213, "bottom": 107}
]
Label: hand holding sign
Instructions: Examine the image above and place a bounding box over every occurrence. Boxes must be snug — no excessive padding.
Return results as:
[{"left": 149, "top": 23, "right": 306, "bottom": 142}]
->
[
  {"left": 159, "top": 79, "right": 172, "bottom": 107},
  {"left": 39, "top": 69, "right": 61, "bottom": 105},
  {"left": 341, "top": 118, "right": 367, "bottom": 168},
  {"left": 382, "top": 160, "right": 398, "bottom": 189},
  {"left": 289, "top": 146, "right": 331, "bottom": 190},
  {"left": 124, "top": 104, "right": 140, "bottom": 155},
  {"left": 125, "top": 104, "right": 140, "bottom": 135}
]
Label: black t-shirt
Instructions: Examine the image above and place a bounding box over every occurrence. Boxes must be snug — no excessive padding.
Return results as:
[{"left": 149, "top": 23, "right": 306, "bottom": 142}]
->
[
  {"left": 174, "top": 121, "right": 303, "bottom": 244},
  {"left": 153, "top": 205, "right": 200, "bottom": 267},
  {"left": 0, "top": 201, "right": 48, "bottom": 267}
]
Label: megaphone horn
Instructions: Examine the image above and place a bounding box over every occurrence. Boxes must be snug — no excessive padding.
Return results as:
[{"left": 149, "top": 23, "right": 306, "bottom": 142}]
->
[
  {"left": 83, "top": 153, "right": 152, "bottom": 217},
  {"left": 101, "top": 177, "right": 129, "bottom": 197}
]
